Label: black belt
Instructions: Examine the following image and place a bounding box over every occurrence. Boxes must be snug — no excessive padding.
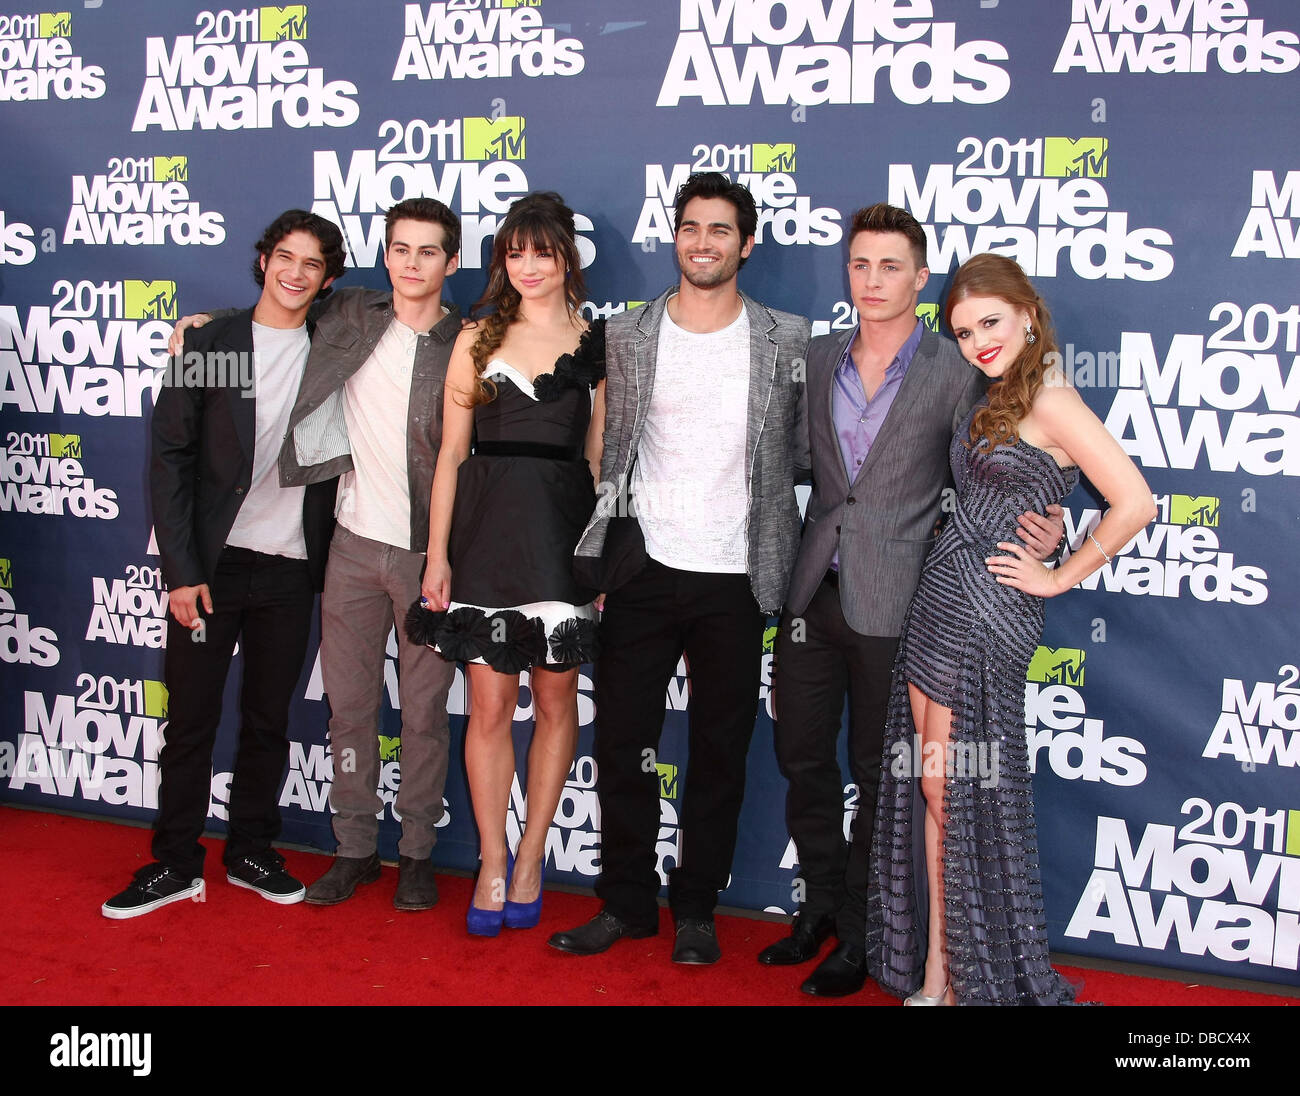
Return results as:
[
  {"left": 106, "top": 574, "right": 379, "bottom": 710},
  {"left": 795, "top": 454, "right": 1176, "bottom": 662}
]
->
[{"left": 475, "top": 440, "right": 579, "bottom": 461}]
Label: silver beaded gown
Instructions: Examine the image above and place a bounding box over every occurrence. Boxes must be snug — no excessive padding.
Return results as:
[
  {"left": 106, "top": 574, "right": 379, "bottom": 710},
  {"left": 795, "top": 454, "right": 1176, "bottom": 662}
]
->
[{"left": 864, "top": 400, "right": 1081, "bottom": 1005}]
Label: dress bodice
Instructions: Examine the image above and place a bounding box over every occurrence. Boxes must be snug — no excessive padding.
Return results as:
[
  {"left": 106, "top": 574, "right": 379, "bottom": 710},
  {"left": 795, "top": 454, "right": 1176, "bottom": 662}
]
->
[
  {"left": 474, "top": 359, "right": 591, "bottom": 456},
  {"left": 940, "top": 402, "right": 1079, "bottom": 556}
]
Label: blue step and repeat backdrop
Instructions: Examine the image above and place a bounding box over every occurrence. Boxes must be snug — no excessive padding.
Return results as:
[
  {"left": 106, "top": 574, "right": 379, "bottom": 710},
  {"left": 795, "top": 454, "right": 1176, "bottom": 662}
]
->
[{"left": 1, "top": 0, "right": 1297, "bottom": 988}]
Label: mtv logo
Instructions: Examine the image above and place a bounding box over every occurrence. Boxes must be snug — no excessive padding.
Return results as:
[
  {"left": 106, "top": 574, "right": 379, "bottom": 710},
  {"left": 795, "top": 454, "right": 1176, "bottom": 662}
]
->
[
  {"left": 39, "top": 12, "right": 71, "bottom": 37},
  {"left": 499, "top": 0, "right": 541, "bottom": 7},
  {"left": 752, "top": 143, "right": 796, "bottom": 172},
  {"left": 1027, "top": 646, "right": 1085, "bottom": 687},
  {"left": 0, "top": 559, "right": 11, "bottom": 589},
  {"left": 656, "top": 763, "right": 678, "bottom": 800},
  {"left": 48, "top": 433, "right": 81, "bottom": 459},
  {"left": 1170, "top": 494, "right": 1220, "bottom": 527},
  {"left": 1287, "top": 810, "right": 1300, "bottom": 857},
  {"left": 625, "top": 301, "right": 645, "bottom": 311},
  {"left": 915, "top": 303, "right": 940, "bottom": 331},
  {"left": 260, "top": 5, "right": 307, "bottom": 41},
  {"left": 143, "top": 680, "right": 169, "bottom": 719},
  {"left": 153, "top": 156, "right": 188, "bottom": 183},
  {"left": 763, "top": 625, "right": 778, "bottom": 654},
  {"left": 1042, "top": 137, "right": 1108, "bottom": 179},
  {"left": 123, "top": 280, "right": 178, "bottom": 320},
  {"left": 378, "top": 735, "right": 402, "bottom": 762},
  {"left": 463, "top": 117, "right": 526, "bottom": 162}
]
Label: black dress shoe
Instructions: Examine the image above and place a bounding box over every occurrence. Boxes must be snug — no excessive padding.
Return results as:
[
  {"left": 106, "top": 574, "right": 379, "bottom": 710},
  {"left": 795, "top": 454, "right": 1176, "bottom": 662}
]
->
[
  {"left": 672, "top": 918, "right": 720, "bottom": 965},
  {"left": 757, "top": 913, "right": 835, "bottom": 966},
  {"left": 548, "top": 911, "right": 657, "bottom": 956},
  {"left": 800, "top": 942, "right": 868, "bottom": 997}
]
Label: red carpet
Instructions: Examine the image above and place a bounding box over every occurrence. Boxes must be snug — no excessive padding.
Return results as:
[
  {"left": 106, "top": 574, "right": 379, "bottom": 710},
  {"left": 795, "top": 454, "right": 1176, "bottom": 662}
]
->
[{"left": 2, "top": 806, "right": 1294, "bottom": 1007}]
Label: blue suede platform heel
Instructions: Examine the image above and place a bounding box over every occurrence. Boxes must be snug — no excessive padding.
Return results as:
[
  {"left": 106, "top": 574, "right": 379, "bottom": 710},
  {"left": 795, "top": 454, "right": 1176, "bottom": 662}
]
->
[
  {"left": 504, "top": 857, "right": 544, "bottom": 929},
  {"left": 467, "top": 851, "right": 514, "bottom": 937}
]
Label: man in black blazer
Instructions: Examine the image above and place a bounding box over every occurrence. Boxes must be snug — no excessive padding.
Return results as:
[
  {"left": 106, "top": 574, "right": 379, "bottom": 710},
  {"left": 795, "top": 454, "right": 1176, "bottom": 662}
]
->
[
  {"left": 103, "top": 210, "right": 346, "bottom": 919},
  {"left": 762, "top": 205, "right": 1060, "bottom": 993}
]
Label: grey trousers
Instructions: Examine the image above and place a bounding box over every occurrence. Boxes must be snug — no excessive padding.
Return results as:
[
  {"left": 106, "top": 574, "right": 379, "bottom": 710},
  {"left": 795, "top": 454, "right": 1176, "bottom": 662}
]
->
[{"left": 321, "top": 524, "right": 454, "bottom": 860}]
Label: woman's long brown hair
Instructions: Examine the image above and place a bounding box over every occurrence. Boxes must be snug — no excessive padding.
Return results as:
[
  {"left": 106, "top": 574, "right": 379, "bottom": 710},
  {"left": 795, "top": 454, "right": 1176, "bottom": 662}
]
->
[
  {"left": 463, "top": 191, "right": 587, "bottom": 407},
  {"left": 944, "top": 252, "right": 1057, "bottom": 451}
]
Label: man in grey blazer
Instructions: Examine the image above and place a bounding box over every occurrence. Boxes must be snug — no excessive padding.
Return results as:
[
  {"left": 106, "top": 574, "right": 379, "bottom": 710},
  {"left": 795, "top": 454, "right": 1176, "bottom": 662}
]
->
[
  {"left": 761, "top": 204, "right": 1060, "bottom": 995},
  {"left": 549, "top": 172, "right": 810, "bottom": 965}
]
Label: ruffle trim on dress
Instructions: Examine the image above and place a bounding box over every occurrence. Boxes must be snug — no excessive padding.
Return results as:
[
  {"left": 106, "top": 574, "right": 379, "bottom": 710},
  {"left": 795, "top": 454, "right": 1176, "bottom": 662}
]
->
[
  {"left": 404, "top": 599, "right": 599, "bottom": 671},
  {"left": 404, "top": 599, "right": 445, "bottom": 647},
  {"left": 534, "top": 318, "right": 606, "bottom": 402}
]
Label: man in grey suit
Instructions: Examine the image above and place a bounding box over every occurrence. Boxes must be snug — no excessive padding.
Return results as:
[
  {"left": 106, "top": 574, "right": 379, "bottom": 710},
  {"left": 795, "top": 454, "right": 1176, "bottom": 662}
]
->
[
  {"left": 549, "top": 172, "right": 810, "bottom": 965},
  {"left": 761, "top": 204, "right": 1060, "bottom": 995}
]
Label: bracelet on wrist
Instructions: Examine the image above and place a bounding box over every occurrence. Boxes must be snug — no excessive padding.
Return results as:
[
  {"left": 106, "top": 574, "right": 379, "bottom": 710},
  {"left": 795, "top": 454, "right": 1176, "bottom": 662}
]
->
[{"left": 1087, "top": 532, "right": 1112, "bottom": 563}]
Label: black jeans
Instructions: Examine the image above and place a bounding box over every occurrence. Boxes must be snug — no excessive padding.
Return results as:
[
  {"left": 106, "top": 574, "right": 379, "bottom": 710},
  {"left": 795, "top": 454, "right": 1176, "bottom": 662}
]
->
[
  {"left": 593, "top": 559, "right": 765, "bottom": 927},
  {"left": 772, "top": 576, "right": 899, "bottom": 939},
  {"left": 152, "top": 547, "right": 314, "bottom": 878}
]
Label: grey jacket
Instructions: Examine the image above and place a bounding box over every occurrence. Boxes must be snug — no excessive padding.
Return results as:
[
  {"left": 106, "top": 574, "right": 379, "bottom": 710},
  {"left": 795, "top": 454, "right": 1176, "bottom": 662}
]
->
[
  {"left": 575, "top": 288, "right": 810, "bottom": 613},
  {"left": 784, "top": 325, "right": 985, "bottom": 636},
  {"left": 275, "top": 287, "right": 461, "bottom": 554}
]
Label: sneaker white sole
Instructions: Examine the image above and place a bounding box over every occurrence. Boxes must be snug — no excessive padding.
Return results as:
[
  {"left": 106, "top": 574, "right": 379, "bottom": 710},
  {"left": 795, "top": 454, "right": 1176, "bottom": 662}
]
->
[
  {"left": 101, "top": 879, "right": 204, "bottom": 920},
  {"left": 226, "top": 874, "right": 306, "bottom": 904}
]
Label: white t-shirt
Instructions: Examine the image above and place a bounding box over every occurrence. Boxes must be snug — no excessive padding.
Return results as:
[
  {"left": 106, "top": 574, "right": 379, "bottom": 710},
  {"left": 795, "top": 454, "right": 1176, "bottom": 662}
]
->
[
  {"left": 225, "top": 321, "right": 308, "bottom": 559},
  {"left": 335, "top": 318, "right": 418, "bottom": 547},
  {"left": 633, "top": 301, "right": 750, "bottom": 573}
]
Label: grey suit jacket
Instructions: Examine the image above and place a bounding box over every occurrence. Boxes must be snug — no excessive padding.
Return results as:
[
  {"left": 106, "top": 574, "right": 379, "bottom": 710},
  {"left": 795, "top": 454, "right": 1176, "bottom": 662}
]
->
[
  {"left": 275, "top": 288, "right": 461, "bottom": 554},
  {"left": 784, "top": 326, "right": 985, "bottom": 637},
  {"left": 574, "top": 287, "right": 810, "bottom": 613}
]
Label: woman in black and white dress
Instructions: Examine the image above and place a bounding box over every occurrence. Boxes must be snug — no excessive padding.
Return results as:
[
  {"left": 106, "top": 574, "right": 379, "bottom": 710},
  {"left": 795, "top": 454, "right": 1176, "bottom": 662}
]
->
[{"left": 419, "top": 192, "right": 604, "bottom": 936}]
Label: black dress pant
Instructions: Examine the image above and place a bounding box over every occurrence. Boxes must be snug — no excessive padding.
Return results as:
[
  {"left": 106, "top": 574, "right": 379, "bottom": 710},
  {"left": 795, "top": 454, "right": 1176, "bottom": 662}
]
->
[
  {"left": 594, "top": 559, "right": 766, "bottom": 927},
  {"left": 772, "top": 576, "right": 899, "bottom": 939},
  {"left": 153, "top": 547, "right": 314, "bottom": 878}
]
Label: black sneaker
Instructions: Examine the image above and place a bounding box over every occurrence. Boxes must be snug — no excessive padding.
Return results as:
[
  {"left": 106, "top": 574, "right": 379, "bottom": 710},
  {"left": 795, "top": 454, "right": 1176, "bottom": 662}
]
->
[
  {"left": 102, "top": 863, "right": 205, "bottom": 920},
  {"left": 226, "top": 851, "right": 306, "bottom": 905}
]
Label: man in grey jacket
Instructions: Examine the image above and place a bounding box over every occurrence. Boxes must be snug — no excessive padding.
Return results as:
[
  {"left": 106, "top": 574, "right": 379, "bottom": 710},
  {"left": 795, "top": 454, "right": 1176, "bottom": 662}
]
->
[
  {"left": 760, "top": 204, "right": 1060, "bottom": 995},
  {"left": 549, "top": 172, "right": 810, "bottom": 965},
  {"left": 175, "top": 199, "right": 463, "bottom": 911},
  {"left": 289, "top": 199, "right": 461, "bottom": 911}
]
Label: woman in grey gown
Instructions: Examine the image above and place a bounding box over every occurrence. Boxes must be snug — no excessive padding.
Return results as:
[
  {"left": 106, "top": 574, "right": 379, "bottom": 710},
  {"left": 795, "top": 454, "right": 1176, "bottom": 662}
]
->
[{"left": 865, "top": 253, "right": 1155, "bottom": 1005}]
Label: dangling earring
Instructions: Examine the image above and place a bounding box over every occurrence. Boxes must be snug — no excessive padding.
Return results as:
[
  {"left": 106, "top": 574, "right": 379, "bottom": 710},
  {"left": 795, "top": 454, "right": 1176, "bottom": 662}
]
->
[{"left": 1024, "top": 321, "right": 1036, "bottom": 346}]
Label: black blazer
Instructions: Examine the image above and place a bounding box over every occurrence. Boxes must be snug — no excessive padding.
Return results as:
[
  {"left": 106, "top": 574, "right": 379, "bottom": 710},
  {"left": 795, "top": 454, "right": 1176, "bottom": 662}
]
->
[{"left": 150, "top": 308, "right": 336, "bottom": 593}]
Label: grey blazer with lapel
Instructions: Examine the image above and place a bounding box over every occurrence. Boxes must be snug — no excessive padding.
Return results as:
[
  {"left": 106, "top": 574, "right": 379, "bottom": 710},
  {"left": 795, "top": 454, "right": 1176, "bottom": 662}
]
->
[
  {"left": 784, "top": 325, "right": 985, "bottom": 637},
  {"left": 574, "top": 287, "right": 811, "bottom": 614}
]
